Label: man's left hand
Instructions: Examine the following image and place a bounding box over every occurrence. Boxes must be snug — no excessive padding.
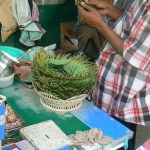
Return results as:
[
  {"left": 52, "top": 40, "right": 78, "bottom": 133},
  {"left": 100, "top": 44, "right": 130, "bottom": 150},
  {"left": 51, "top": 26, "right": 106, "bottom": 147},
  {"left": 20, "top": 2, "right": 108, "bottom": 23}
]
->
[{"left": 77, "top": 3, "right": 104, "bottom": 29}]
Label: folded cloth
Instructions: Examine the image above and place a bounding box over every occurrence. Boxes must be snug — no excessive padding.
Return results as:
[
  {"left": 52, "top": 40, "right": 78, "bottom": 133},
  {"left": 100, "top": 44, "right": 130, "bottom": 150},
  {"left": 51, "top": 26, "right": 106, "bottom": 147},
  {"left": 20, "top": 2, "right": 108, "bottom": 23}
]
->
[
  {"left": 0, "top": 0, "right": 17, "bottom": 42},
  {"left": 32, "top": 0, "right": 39, "bottom": 22},
  {"left": 19, "top": 22, "right": 43, "bottom": 47},
  {"left": 12, "top": 0, "right": 45, "bottom": 47},
  {"left": 69, "top": 129, "right": 113, "bottom": 146},
  {"left": 28, "top": 0, "right": 33, "bottom": 13},
  {"left": 32, "top": 0, "right": 46, "bottom": 34}
]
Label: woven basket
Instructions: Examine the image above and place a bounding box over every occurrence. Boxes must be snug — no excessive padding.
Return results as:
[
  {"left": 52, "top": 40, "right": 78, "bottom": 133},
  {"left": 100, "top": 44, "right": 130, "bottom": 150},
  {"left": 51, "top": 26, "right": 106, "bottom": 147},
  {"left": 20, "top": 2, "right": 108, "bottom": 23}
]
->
[{"left": 34, "top": 87, "right": 87, "bottom": 112}]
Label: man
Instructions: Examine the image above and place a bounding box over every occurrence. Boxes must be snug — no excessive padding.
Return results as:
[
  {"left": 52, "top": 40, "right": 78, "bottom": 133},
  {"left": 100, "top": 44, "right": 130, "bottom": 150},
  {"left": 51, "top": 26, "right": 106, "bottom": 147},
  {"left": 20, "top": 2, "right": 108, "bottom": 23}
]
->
[
  {"left": 76, "top": 0, "right": 133, "bottom": 62},
  {"left": 77, "top": 0, "right": 150, "bottom": 149}
]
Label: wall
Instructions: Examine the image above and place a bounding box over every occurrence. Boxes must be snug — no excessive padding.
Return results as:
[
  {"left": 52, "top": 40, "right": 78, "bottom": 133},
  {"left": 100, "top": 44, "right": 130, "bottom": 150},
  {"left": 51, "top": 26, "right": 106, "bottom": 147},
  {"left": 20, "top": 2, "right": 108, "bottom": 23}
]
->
[{"left": 0, "top": 0, "right": 77, "bottom": 50}]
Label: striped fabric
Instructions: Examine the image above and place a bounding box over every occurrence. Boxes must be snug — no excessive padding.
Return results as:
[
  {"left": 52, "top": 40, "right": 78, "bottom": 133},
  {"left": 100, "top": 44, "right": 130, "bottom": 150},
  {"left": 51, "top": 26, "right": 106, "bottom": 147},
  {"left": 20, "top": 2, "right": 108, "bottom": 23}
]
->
[
  {"left": 92, "top": 0, "right": 150, "bottom": 125},
  {"left": 136, "top": 139, "right": 150, "bottom": 150}
]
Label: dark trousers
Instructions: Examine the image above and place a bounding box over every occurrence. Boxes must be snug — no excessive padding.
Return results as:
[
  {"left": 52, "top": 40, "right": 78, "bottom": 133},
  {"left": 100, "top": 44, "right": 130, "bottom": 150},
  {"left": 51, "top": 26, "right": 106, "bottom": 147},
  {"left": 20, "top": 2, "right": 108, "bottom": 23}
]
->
[{"left": 112, "top": 116, "right": 137, "bottom": 150}]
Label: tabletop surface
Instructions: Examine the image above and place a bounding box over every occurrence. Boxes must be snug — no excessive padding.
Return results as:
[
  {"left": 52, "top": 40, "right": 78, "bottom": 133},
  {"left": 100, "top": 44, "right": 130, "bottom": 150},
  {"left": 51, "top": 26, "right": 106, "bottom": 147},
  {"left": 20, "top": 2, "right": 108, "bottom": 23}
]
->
[
  {"left": 0, "top": 81, "right": 89, "bottom": 135},
  {"left": 0, "top": 81, "right": 133, "bottom": 149},
  {"left": 72, "top": 100, "right": 131, "bottom": 140}
]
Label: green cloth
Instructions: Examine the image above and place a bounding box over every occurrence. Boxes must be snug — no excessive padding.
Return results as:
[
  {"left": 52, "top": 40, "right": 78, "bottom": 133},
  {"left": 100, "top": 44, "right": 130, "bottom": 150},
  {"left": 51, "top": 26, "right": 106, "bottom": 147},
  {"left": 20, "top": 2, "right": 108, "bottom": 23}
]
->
[{"left": 0, "top": 81, "right": 89, "bottom": 135}]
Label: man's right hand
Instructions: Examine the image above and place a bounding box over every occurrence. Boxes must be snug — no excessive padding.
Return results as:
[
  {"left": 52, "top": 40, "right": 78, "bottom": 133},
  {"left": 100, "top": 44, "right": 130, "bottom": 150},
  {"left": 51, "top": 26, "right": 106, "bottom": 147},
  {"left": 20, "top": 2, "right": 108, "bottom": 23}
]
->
[{"left": 84, "top": 0, "right": 122, "bottom": 20}]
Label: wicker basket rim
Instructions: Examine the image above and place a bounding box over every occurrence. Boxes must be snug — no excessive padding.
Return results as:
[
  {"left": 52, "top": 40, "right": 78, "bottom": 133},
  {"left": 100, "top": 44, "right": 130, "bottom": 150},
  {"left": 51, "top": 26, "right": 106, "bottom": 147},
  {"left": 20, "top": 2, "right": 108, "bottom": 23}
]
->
[{"left": 33, "top": 86, "right": 87, "bottom": 102}]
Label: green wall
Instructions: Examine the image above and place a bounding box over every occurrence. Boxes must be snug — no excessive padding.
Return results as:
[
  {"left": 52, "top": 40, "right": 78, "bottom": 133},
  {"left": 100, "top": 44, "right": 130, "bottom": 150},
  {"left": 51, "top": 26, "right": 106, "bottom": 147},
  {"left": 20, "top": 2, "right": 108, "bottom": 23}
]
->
[{"left": 0, "top": 0, "right": 77, "bottom": 50}]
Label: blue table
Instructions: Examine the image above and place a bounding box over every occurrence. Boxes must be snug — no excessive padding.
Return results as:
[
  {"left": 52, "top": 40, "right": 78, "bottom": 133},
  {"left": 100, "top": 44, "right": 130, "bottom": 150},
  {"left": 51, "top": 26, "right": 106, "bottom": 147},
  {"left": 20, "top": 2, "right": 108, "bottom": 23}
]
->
[
  {"left": 0, "top": 82, "right": 133, "bottom": 150},
  {"left": 72, "top": 101, "right": 133, "bottom": 150}
]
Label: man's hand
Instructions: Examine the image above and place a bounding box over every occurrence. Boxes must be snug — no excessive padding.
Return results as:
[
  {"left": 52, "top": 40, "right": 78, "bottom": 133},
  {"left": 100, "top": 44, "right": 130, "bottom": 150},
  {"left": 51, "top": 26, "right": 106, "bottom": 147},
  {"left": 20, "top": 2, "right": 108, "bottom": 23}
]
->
[
  {"left": 77, "top": 1, "right": 124, "bottom": 55},
  {"left": 85, "top": 0, "right": 111, "bottom": 9},
  {"left": 84, "top": 0, "right": 122, "bottom": 20},
  {"left": 77, "top": 3, "right": 104, "bottom": 29}
]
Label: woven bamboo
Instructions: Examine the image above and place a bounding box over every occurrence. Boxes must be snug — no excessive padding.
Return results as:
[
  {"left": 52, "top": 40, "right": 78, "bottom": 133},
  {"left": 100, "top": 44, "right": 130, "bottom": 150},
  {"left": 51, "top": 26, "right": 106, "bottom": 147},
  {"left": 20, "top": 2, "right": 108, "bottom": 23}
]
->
[{"left": 34, "top": 87, "right": 87, "bottom": 112}]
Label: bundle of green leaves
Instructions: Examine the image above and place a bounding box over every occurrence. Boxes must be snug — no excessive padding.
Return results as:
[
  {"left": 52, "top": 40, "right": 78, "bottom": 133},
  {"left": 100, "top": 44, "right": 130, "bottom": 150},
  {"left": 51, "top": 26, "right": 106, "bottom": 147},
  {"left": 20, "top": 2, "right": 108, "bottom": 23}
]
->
[
  {"left": 77, "top": 0, "right": 84, "bottom": 5},
  {"left": 32, "top": 49, "right": 97, "bottom": 100}
]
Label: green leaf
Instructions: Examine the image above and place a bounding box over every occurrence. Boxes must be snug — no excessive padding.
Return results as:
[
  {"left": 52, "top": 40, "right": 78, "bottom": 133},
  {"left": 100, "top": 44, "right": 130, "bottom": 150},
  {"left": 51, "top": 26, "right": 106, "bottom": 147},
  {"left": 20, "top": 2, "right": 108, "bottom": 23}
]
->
[{"left": 32, "top": 49, "right": 97, "bottom": 100}]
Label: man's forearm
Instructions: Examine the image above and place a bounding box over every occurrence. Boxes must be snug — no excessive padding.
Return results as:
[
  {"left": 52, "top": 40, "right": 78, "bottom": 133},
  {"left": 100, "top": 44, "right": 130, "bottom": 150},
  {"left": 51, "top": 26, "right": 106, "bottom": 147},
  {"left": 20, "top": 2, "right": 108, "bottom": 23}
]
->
[
  {"left": 107, "top": 6, "right": 123, "bottom": 20},
  {"left": 96, "top": 21, "right": 124, "bottom": 55}
]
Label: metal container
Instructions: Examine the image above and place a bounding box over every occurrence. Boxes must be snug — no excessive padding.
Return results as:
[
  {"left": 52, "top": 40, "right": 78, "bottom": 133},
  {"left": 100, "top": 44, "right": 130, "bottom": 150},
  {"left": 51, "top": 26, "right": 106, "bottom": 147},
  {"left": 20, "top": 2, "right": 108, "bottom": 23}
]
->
[
  {"left": 0, "top": 67, "right": 14, "bottom": 88},
  {"left": 0, "top": 50, "right": 18, "bottom": 65},
  {"left": 0, "top": 51, "right": 18, "bottom": 75},
  {"left": 0, "top": 61, "right": 7, "bottom": 74}
]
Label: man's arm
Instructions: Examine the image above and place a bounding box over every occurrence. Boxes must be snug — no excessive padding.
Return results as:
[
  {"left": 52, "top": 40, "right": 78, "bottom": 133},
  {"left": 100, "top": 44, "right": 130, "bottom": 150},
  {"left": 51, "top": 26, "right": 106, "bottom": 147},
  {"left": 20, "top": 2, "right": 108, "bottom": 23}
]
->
[
  {"left": 96, "top": 19, "right": 123, "bottom": 55},
  {"left": 84, "top": 0, "right": 123, "bottom": 20},
  {"left": 78, "top": 4, "right": 124, "bottom": 55}
]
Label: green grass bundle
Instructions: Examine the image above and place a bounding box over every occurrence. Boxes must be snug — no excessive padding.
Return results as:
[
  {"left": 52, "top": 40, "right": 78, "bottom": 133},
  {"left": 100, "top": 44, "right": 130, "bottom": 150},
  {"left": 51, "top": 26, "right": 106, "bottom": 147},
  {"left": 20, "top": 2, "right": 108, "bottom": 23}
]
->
[
  {"left": 32, "top": 49, "right": 97, "bottom": 100},
  {"left": 77, "top": 0, "right": 84, "bottom": 5}
]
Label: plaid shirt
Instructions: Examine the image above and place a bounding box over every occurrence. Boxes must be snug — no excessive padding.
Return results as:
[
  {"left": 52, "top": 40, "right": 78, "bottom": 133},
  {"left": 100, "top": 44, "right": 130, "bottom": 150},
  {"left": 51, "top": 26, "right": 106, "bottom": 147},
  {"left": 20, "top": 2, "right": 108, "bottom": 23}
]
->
[{"left": 92, "top": 0, "right": 150, "bottom": 125}]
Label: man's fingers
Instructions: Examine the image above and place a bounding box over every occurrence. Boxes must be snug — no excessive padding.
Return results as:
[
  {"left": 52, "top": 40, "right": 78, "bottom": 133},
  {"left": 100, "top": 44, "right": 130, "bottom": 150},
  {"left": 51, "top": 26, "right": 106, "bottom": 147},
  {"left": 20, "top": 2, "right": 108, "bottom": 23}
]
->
[
  {"left": 84, "top": 0, "right": 97, "bottom": 5},
  {"left": 85, "top": 0, "right": 110, "bottom": 9},
  {"left": 107, "top": 0, "right": 113, "bottom": 5},
  {"left": 84, "top": 0, "right": 99, "bottom": 8},
  {"left": 77, "top": 4, "right": 87, "bottom": 17},
  {"left": 98, "top": 9, "right": 108, "bottom": 15},
  {"left": 81, "top": 2, "right": 95, "bottom": 11},
  {"left": 77, "top": 4, "right": 85, "bottom": 12}
]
